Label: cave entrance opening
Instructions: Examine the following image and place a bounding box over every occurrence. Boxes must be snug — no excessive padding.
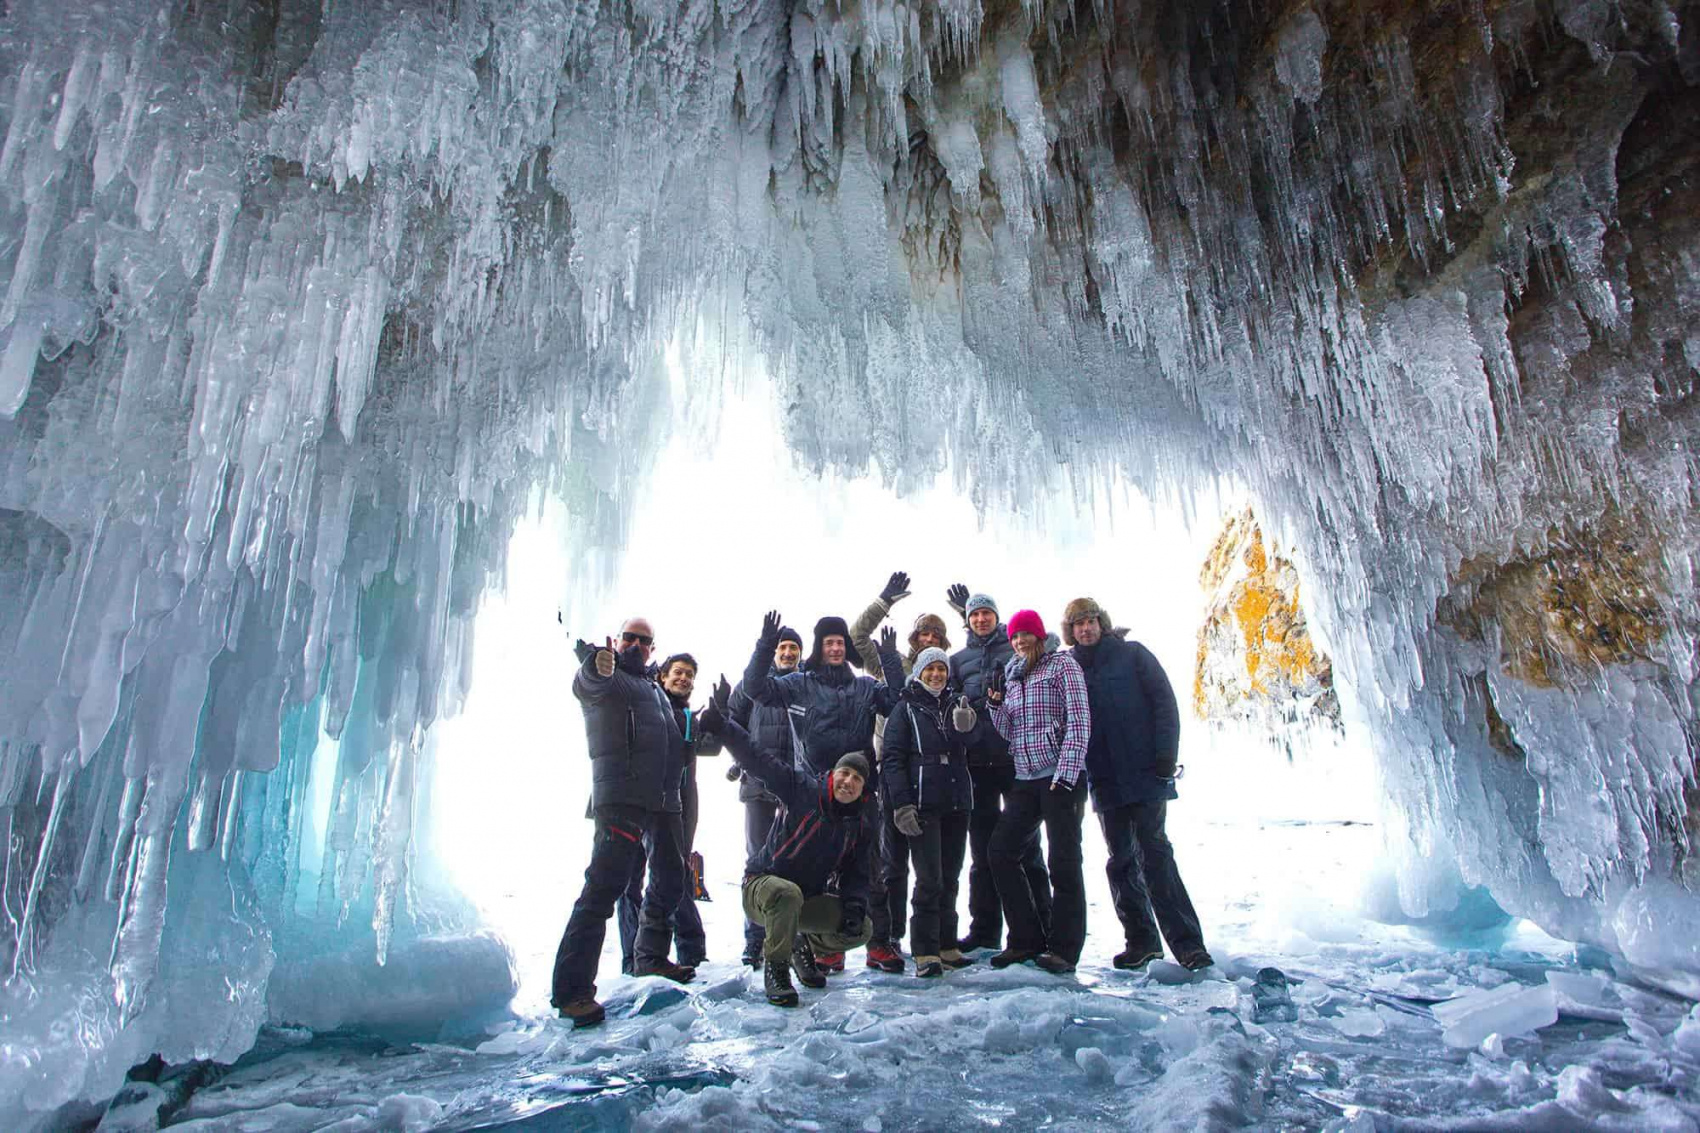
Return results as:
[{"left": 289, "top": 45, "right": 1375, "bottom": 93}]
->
[{"left": 424, "top": 375, "right": 1378, "bottom": 1004}]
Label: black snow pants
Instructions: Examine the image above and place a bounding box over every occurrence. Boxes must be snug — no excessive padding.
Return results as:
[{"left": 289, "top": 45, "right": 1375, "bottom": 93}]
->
[
  {"left": 618, "top": 772, "right": 705, "bottom": 967},
  {"left": 991, "top": 778, "right": 1087, "bottom": 963},
  {"left": 552, "top": 805, "right": 686, "bottom": 1004},
  {"left": 1099, "top": 800, "right": 1206, "bottom": 957},
  {"left": 869, "top": 792, "right": 909, "bottom": 948},
  {"left": 965, "top": 763, "right": 1052, "bottom": 947},
  {"left": 890, "top": 810, "right": 969, "bottom": 958}
]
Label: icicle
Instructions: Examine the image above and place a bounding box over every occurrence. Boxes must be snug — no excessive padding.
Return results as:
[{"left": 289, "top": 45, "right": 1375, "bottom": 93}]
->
[{"left": 10, "top": 764, "right": 72, "bottom": 979}]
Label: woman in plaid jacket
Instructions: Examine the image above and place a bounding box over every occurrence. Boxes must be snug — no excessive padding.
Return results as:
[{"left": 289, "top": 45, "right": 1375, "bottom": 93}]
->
[{"left": 985, "top": 608, "right": 1092, "bottom": 974}]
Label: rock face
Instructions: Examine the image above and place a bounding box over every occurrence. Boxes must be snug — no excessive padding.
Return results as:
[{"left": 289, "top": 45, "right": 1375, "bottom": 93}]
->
[{"left": 1195, "top": 510, "right": 1339, "bottom": 730}]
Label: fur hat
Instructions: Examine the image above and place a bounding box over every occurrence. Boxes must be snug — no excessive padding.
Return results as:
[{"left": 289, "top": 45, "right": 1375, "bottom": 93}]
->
[
  {"left": 805, "top": 616, "right": 864, "bottom": 670},
  {"left": 834, "top": 751, "right": 871, "bottom": 780},
  {"left": 912, "top": 646, "right": 951, "bottom": 678},
  {"left": 1060, "top": 598, "right": 1113, "bottom": 647},
  {"left": 907, "top": 612, "right": 952, "bottom": 655},
  {"left": 1006, "top": 609, "right": 1046, "bottom": 640}
]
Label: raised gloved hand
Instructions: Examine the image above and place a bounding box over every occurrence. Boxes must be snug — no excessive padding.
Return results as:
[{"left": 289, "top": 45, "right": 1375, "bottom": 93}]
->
[
  {"left": 878, "top": 626, "right": 898, "bottom": 653},
  {"left": 946, "top": 583, "right": 969, "bottom": 620},
  {"left": 712, "top": 674, "right": 733, "bottom": 714},
  {"left": 986, "top": 663, "right": 1007, "bottom": 705},
  {"left": 697, "top": 696, "right": 725, "bottom": 737},
  {"left": 893, "top": 804, "right": 923, "bottom": 838},
  {"left": 759, "top": 609, "right": 782, "bottom": 644},
  {"left": 594, "top": 636, "right": 616, "bottom": 677},
  {"left": 879, "top": 571, "right": 911, "bottom": 605},
  {"left": 951, "top": 696, "right": 977, "bottom": 733}
]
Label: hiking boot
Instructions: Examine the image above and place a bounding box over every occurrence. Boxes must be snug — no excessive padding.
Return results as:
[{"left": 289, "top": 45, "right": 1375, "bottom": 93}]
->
[
  {"left": 939, "top": 949, "right": 975, "bottom": 969},
  {"left": 1177, "top": 949, "right": 1215, "bottom": 971},
  {"left": 955, "top": 933, "right": 999, "bottom": 953},
  {"left": 915, "top": 956, "right": 944, "bottom": 978},
  {"left": 1034, "top": 952, "right": 1076, "bottom": 975},
  {"left": 866, "top": 942, "right": 906, "bottom": 973},
  {"left": 818, "top": 951, "right": 845, "bottom": 973},
  {"left": 988, "top": 947, "right": 1041, "bottom": 969},
  {"left": 741, "top": 948, "right": 764, "bottom": 970},
  {"left": 792, "top": 935, "right": 826, "bottom": 989},
  {"left": 1114, "top": 948, "right": 1164, "bottom": 971},
  {"left": 764, "top": 958, "right": 799, "bottom": 1007},
  {"left": 554, "top": 994, "right": 606, "bottom": 1029},
  {"left": 631, "top": 957, "right": 696, "bottom": 984}
]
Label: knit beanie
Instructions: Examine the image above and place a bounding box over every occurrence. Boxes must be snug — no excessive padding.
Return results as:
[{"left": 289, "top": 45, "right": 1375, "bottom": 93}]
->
[
  {"left": 834, "top": 751, "right": 871, "bottom": 780},
  {"left": 1006, "top": 609, "right": 1046, "bottom": 640},
  {"left": 965, "top": 593, "right": 999, "bottom": 617},
  {"left": 912, "top": 646, "right": 951, "bottom": 677},
  {"left": 776, "top": 626, "right": 803, "bottom": 648}
]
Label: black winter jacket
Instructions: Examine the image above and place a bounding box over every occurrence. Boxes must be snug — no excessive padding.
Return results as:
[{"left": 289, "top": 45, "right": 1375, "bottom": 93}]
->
[
  {"left": 1073, "top": 632, "right": 1181, "bottom": 812},
  {"left": 573, "top": 651, "right": 686, "bottom": 814},
  {"left": 729, "top": 671, "right": 790, "bottom": 804},
  {"left": 742, "top": 637, "right": 905, "bottom": 775},
  {"left": 949, "top": 625, "right": 1015, "bottom": 768},
  {"left": 716, "top": 716, "right": 871, "bottom": 922},
  {"left": 880, "top": 681, "right": 974, "bottom": 815}
]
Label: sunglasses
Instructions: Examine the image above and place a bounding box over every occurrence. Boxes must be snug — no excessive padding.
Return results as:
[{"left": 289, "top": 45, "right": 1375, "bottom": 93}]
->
[{"left": 621, "top": 631, "right": 654, "bottom": 647}]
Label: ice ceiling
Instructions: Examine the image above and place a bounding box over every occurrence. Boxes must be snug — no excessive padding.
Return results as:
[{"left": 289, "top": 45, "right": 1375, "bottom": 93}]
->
[{"left": 0, "top": 0, "right": 1697, "bottom": 1112}]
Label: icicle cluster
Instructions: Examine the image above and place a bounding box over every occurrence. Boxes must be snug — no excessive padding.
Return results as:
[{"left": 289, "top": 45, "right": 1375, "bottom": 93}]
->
[{"left": 0, "top": 0, "right": 1696, "bottom": 1109}]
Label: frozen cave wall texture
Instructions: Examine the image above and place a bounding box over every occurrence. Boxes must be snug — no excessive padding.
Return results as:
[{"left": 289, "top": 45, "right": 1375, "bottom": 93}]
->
[{"left": 0, "top": 0, "right": 1698, "bottom": 1108}]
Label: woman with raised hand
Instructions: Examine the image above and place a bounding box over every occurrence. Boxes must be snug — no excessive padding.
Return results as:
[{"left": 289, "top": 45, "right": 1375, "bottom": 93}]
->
[
  {"left": 984, "top": 609, "right": 1092, "bottom": 975},
  {"left": 880, "top": 646, "right": 978, "bottom": 977}
]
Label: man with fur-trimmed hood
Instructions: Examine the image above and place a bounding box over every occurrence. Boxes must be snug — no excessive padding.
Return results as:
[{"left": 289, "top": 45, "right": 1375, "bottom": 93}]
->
[{"left": 1062, "top": 597, "right": 1213, "bottom": 972}]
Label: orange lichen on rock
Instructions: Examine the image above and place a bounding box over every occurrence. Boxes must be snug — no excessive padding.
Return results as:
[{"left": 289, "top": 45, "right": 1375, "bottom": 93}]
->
[{"left": 1195, "top": 508, "right": 1338, "bottom": 727}]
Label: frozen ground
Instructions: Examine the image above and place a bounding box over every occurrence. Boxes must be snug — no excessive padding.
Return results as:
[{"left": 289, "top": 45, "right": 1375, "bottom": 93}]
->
[{"left": 94, "top": 800, "right": 1700, "bottom": 1131}]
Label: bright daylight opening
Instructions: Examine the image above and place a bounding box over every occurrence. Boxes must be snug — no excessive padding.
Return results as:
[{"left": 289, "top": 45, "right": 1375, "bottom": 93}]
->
[{"left": 430, "top": 361, "right": 1388, "bottom": 1007}]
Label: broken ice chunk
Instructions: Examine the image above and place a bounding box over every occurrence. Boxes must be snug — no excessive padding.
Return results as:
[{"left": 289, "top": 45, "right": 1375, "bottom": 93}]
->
[
  {"left": 1331, "top": 1008, "right": 1385, "bottom": 1038},
  {"left": 1251, "top": 967, "right": 1298, "bottom": 1024},
  {"left": 1432, "top": 981, "right": 1558, "bottom": 1049}
]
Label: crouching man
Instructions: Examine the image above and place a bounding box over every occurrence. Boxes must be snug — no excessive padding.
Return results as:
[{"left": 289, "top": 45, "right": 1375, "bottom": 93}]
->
[{"left": 699, "top": 669, "right": 874, "bottom": 1007}]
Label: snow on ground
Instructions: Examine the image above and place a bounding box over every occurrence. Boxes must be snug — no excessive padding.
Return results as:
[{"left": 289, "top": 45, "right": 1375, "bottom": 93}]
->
[{"left": 130, "top": 792, "right": 1699, "bottom": 1131}]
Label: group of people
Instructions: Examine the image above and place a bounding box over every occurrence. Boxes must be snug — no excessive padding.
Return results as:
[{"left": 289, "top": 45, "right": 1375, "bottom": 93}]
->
[{"left": 548, "top": 574, "right": 1213, "bottom": 1027}]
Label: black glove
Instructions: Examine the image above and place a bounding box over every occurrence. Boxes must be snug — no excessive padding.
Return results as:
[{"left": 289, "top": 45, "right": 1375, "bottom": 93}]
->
[
  {"left": 986, "top": 663, "right": 1007, "bottom": 703},
  {"left": 879, "top": 571, "right": 911, "bottom": 605},
  {"left": 839, "top": 910, "right": 865, "bottom": 937},
  {"left": 697, "top": 697, "right": 725, "bottom": 736},
  {"left": 878, "top": 626, "right": 898, "bottom": 653},
  {"left": 712, "top": 674, "right": 733, "bottom": 714},
  {"left": 759, "top": 609, "right": 782, "bottom": 645},
  {"left": 573, "top": 638, "right": 597, "bottom": 664},
  {"left": 947, "top": 583, "right": 969, "bottom": 618}
]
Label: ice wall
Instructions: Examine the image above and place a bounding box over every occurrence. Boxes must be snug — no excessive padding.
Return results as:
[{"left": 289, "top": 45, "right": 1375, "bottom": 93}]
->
[{"left": 0, "top": 0, "right": 1696, "bottom": 1110}]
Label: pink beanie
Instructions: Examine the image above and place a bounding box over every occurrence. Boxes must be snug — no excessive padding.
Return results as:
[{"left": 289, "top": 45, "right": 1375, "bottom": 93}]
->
[{"left": 1006, "top": 609, "right": 1046, "bottom": 639}]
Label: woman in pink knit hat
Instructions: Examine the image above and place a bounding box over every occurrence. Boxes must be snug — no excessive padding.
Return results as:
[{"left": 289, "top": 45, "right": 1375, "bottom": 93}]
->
[{"left": 983, "top": 609, "right": 1092, "bottom": 974}]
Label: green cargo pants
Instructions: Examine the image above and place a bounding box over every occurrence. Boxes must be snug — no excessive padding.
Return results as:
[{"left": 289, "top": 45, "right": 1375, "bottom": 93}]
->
[{"left": 742, "top": 874, "right": 873, "bottom": 962}]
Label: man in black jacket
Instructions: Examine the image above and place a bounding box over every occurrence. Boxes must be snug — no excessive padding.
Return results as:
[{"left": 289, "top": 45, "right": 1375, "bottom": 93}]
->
[
  {"left": 618, "top": 653, "right": 718, "bottom": 971},
  {"left": 727, "top": 626, "right": 804, "bottom": 967},
  {"left": 947, "top": 588, "right": 1053, "bottom": 952},
  {"left": 551, "top": 618, "right": 696, "bottom": 1028},
  {"left": 739, "top": 611, "right": 905, "bottom": 774},
  {"left": 1063, "top": 598, "right": 1213, "bottom": 971},
  {"left": 699, "top": 681, "right": 874, "bottom": 1007}
]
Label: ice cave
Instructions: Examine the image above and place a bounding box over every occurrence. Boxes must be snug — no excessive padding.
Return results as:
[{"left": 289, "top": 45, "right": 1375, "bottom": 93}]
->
[{"left": 1, "top": 0, "right": 1698, "bottom": 1128}]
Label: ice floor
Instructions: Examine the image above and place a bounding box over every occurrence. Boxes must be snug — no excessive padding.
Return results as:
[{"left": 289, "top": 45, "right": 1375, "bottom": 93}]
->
[{"left": 104, "top": 816, "right": 1699, "bottom": 1131}]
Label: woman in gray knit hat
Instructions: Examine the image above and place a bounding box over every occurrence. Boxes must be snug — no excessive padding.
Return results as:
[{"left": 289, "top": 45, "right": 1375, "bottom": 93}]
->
[{"left": 878, "top": 647, "right": 979, "bottom": 976}]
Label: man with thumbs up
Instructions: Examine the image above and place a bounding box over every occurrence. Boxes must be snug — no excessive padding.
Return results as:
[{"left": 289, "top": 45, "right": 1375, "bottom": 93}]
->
[{"left": 551, "top": 617, "right": 695, "bottom": 1029}]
